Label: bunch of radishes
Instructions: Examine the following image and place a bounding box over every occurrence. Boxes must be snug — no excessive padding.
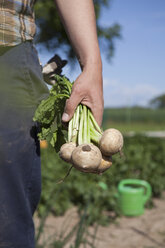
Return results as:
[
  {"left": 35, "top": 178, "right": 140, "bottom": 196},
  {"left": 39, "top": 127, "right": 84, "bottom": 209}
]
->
[
  {"left": 59, "top": 104, "right": 123, "bottom": 174},
  {"left": 33, "top": 74, "right": 123, "bottom": 175}
]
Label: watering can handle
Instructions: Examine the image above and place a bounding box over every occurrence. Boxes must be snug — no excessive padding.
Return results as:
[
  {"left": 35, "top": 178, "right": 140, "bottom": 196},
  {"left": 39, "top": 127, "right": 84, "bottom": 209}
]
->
[
  {"left": 140, "top": 180, "right": 152, "bottom": 204},
  {"left": 118, "top": 179, "right": 152, "bottom": 204}
]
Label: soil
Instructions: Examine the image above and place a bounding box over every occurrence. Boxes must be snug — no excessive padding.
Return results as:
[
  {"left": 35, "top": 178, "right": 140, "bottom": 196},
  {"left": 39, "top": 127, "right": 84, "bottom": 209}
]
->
[{"left": 34, "top": 193, "right": 165, "bottom": 248}]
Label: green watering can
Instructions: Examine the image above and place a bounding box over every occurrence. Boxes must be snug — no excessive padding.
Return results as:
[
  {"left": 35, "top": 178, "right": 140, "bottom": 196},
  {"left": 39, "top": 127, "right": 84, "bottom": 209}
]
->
[{"left": 116, "top": 179, "right": 152, "bottom": 216}]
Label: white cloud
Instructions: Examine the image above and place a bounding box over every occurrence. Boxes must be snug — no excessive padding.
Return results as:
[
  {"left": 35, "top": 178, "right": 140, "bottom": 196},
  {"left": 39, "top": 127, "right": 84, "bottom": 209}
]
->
[
  {"left": 103, "top": 78, "right": 164, "bottom": 107},
  {"left": 37, "top": 49, "right": 165, "bottom": 108}
]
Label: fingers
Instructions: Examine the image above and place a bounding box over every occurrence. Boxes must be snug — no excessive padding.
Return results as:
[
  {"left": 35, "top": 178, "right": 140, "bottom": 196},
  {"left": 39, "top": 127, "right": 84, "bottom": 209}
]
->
[
  {"left": 62, "top": 70, "right": 104, "bottom": 126},
  {"left": 90, "top": 104, "right": 104, "bottom": 127},
  {"left": 92, "top": 107, "right": 104, "bottom": 127},
  {"left": 62, "top": 96, "right": 103, "bottom": 127},
  {"left": 80, "top": 98, "right": 103, "bottom": 127},
  {"left": 62, "top": 89, "right": 104, "bottom": 126},
  {"left": 62, "top": 91, "right": 82, "bottom": 122}
]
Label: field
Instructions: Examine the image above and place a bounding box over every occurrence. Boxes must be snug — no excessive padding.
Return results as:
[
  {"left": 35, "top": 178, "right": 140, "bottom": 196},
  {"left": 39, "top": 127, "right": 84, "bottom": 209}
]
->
[
  {"left": 35, "top": 107, "right": 165, "bottom": 248},
  {"left": 35, "top": 195, "right": 165, "bottom": 248},
  {"left": 103, "top": 107, "right": 165, "bottom": 133}
]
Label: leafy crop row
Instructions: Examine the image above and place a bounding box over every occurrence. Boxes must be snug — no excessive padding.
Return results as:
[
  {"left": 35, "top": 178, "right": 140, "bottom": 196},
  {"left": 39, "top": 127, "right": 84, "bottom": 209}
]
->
[
  {"left": 103, "top": 107, "right": 165, "bottom": 123},
  {"left": 38, "top": 135, "right": 165, "bottom": 225}
]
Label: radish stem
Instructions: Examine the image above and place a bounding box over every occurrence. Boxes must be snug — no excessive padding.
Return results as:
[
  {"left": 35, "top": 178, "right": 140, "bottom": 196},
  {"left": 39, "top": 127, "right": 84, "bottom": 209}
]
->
[
  {"left": 89, "top": 112, "right": 102, "bottom": 134},
  {"left": 68, "top": 117, "right": 73, "bottom": 142},
  {"left": 83, "top": 105, "right": 88, "bottom": 143},
  {"left": 78, "top": 105, "right": 84, "bottom": 145},
  {"left": 87, "top": 108, "right": 90, "bottom": 143}
]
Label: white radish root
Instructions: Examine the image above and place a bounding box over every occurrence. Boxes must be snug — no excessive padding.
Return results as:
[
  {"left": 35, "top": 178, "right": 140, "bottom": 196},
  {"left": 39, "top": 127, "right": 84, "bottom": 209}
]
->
[
  {"left": 99, "top": 128, "right": 123, "bottom": 156},
  {"left": 71, "top": 144, "right": 102, "bottom": 173},
  {"left": 95, "top": 155, "right": 112, "bottom": 174},
  {"left": 59, "top": 142, "right": 76, "bottom": 163}
]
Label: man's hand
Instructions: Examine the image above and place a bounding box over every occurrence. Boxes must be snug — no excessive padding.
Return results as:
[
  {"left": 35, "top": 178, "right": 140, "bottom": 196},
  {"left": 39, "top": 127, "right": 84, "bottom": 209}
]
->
[
  {"left": 62, "top": 65, "right": 104, "bottom": 126},
  {"left": 54, "top": 0, "right": 104, "bottom": 126}
]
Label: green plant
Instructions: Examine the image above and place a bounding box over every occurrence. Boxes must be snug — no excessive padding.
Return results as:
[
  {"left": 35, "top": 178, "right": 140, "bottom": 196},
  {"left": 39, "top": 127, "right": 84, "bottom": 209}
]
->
[
  {"left": 35, "top": 182, "right": 98, "bottom": 248},
  {"left": 37, "top": 135, "right": 165, "bottom": 225}
]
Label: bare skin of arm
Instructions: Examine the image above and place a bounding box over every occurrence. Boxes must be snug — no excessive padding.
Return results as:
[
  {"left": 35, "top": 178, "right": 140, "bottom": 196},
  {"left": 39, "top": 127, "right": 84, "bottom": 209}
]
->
[{"left": 54, "top": 0, "right": 104, "bottom": 126}]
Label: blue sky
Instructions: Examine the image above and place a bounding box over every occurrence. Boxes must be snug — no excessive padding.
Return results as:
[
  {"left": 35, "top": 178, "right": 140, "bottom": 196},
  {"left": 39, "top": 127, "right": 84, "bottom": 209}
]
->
[{"left": 37, "top": 0, "right": 165, "bottom": 108}]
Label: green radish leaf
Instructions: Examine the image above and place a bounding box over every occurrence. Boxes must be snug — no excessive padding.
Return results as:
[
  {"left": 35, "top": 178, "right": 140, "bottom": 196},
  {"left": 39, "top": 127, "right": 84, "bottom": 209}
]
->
[
  {"left": 33, "top": 74, "right": 72, "bottom": 150},
  {"left": 33, "top": 95, "right": 56, "bottom": 125},
  {"left": 54, "top": 128, "right": 66, "bottom": 152},
  {"left": 50, "top": 131, "right": 57, "bottom": 147},
  {"left": 38, "top": 126, "right": 51, "bottom": 140}
]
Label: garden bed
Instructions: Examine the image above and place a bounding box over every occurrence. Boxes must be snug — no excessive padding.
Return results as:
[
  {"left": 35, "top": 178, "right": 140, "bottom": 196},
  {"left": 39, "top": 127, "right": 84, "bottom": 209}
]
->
[{"left": 35, "top": 193, "right": 165, "bottom": 248}]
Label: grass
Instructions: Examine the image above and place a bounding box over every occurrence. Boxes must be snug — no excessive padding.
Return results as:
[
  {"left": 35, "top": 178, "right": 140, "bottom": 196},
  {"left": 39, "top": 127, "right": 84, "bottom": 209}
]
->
[
  {"left": 103, "top": 121, "right": 165, "bottom": 134},
  {"left": 102, "top": 107, "right": 165, "bottom": 133},
  {"left": 103, "top": 107, "right": 165, "bottom": 123}
]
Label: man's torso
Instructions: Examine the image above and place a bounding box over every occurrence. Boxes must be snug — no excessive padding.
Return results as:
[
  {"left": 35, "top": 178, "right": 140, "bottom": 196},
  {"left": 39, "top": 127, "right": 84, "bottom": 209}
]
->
[{"left": 0, "top": 0, "right": 36, "bottom": 46}]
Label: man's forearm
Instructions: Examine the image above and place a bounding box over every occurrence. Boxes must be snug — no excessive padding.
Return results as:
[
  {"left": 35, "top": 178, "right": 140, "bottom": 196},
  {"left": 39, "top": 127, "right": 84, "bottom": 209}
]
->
[
  {"left": 54, "top": 0, "right": 102, "bottom": 70},
  {"left": 54, "top": 0, "right": 103, "bottom": 126}
]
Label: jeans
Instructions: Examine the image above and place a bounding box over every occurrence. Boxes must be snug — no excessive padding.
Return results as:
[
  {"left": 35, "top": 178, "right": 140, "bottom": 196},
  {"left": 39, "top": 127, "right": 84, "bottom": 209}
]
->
[{"left": 0, "top": 41, "right": 49, "bottom": 248}]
